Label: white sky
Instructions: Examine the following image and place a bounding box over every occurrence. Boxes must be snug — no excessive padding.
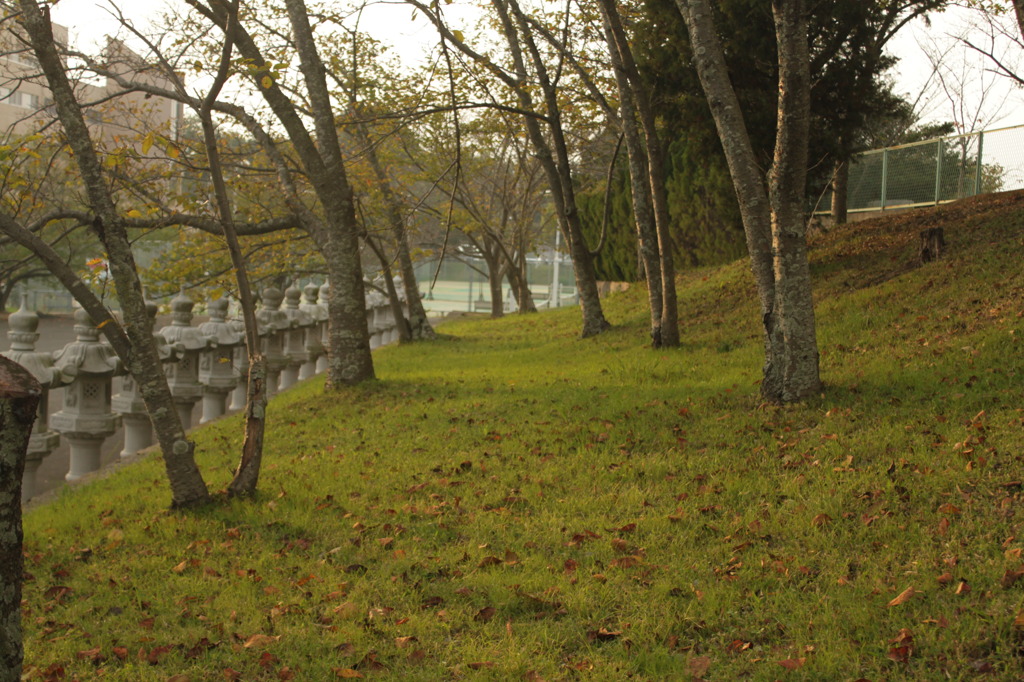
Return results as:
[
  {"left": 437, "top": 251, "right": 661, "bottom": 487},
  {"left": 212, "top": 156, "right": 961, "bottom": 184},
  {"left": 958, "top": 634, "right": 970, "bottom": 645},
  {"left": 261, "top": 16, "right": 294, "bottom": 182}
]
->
[{"left": 48, "top": 1, "right": 1024, "bottom": 134}]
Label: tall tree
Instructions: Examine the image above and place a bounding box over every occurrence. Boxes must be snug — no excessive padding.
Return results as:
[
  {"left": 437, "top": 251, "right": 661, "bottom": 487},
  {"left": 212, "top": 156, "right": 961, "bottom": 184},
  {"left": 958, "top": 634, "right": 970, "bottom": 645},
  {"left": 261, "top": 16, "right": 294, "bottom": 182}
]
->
[
  {"left": 408, "top": 0, "right": 612, "bottom": 337},
  {"left": 14, "top": 0, "right": 211, "bottom": 505},
  {"left": 328, "top": 29, "right": 436, "bottom": 340},
  {"left": 675, "top": 0, "right": 820, "bottom": 402},
  {"left": 186, "top": 0, "right": 375, "bottom": 385},
  {"left": 597, "top": 0, "right": 679, "bottom": 346}
]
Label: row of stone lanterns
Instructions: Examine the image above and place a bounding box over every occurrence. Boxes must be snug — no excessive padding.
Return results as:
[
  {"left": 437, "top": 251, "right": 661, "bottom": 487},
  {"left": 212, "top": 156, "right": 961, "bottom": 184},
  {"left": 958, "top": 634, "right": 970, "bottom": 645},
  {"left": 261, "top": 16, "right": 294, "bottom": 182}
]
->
[{"left": 3, "top": 279, "right": 411, "bottom": 500}]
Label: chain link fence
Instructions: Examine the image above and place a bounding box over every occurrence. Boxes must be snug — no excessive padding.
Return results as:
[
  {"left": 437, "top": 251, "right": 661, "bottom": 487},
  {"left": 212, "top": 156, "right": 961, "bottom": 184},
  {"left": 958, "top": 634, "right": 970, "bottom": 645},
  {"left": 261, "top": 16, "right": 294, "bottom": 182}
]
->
[{"left": 821, "top": 124, "right": 1024, "bottom": 216}]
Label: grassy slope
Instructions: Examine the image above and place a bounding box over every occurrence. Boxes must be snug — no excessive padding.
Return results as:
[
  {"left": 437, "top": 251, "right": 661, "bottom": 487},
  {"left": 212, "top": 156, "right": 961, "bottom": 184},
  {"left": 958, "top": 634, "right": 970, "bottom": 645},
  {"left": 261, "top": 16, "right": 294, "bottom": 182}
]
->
[{"left": 21, "top": 190, "right": 1024, "bottom": 681}]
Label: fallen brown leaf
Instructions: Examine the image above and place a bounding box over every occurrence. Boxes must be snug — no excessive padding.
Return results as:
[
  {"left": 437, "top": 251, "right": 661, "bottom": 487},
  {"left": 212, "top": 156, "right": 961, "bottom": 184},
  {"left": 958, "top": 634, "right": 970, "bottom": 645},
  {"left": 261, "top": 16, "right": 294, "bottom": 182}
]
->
[
  {"left": 777, "top": 657, "right": 806, "bottom": 670},
  {"left": 888, "top": 585, "right": 916, "bottom": 607}
]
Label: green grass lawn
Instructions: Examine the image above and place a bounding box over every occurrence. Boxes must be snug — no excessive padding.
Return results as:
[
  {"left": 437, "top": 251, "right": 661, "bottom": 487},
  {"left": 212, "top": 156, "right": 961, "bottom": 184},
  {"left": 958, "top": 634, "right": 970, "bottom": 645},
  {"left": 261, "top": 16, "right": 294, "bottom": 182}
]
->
[{"left": 21, "top": 191, "right": 1024, "bottom": 680}]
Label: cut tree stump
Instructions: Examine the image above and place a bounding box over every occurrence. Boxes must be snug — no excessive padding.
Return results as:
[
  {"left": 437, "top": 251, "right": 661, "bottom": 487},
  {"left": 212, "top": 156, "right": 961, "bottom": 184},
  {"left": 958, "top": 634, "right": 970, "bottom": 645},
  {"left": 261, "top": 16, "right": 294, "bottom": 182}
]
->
[
  {"left": 0, "top": 356, "right": 41, "bottom": 682},
  {"left": 920, "top": 227, "right": 945, "bottom": 264}
]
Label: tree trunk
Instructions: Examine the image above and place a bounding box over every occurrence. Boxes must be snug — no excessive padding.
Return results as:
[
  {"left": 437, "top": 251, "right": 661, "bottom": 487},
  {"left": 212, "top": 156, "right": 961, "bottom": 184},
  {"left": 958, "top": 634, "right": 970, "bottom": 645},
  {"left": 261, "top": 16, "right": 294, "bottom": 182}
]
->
[
  {"left": 505, "top": 255, "right": 537, "bottom": 313},
  {"left": 1012, "top": 0, "right": 1024, "bottom": 42},
  {"left": 919, "top": 227, "right": 945, "bottom": 263},
  {"left": 358, "top": 125, "right": 435, "bottom": 340},
  {"left": 317, "top": 231, "right": 374, "bottom": 385},
  {"left": 228, "top": 356, "right": 267, "bottom": 495},
  {"left": 675, "top": 0, "right": 782, "bottom": 397},
  {"left": 365, "top": 235, "right": 413, "bottom": 343},
  {"left": 770, "top": 0, "right": 821, "bottom": 402},
  {"left": 600, "top": 11, "right": 664, "bottom": 347},
  {"left": 487, "top": 254, "right": 504, "bottom": 318},
  {"left": 195, "top": 9, "right": 268, "bottom": 497},
  {"left": 282, "top": 0, "right": 376, "bottom": 386},
  {"left": 599, "top": 0, "right": 679, "bottom": 347},
  {"left": 194, "top": 0, "right": 375, "bottom": 387},
  {"left": 18, "top": 0, "right": 211, "bottom": 506},
  {"left": 493, "top": 0, "right": 610, "bottom": 337},
  {"left": 831, "top": 159, "right": 849, "bottom": 226},
  {"left": 676, "top": 0, "right": 820, "bottom": 402},
  {"left": 0, "top": 357, "right": 41, "bottom": 682}
]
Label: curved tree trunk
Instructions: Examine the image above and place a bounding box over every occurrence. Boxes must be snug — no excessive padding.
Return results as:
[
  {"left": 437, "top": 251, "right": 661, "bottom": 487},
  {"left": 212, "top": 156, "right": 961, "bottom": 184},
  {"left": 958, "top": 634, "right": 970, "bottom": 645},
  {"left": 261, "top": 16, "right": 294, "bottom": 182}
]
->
[
  {"left": 365, "top": 234, "right": 413, "bottom": 343},
  {"left": 195, "top": 7, "right": 268, "bottom": 497},
  {"left": 19, "top": 0, "right": 211, "bottom": 506},
  {"left": 601, "top": 12, "right": 664, "bottom": 347},
  {"left": 0, "top": 357, "right": 39, "bottom": 682},
  {"left": 360, "top": 128, "right": 435, "bottom": 340},
  {"left": 492, "top": 0, "right": 610, "bottom": 337},
  {"left": 599, "top": 0, "right": 680, "bottom": 347}
]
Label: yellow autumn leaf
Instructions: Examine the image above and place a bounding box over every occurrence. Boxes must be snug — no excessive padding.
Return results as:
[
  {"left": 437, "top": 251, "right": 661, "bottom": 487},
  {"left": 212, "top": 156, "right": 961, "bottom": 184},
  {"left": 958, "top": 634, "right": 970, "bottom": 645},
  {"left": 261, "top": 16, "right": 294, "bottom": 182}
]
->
[
  {"left": 452, "top": 29, "right": 464, "bottom": 42},
  {"left": 141, "top": 134, "right": 153, "bottom": 155},
  {"left": 167, "top": 146, "right": 180, "bottom": 160},
  {"left": 126, "top": 209, "right": 142, "bottom": 219},
  {"left": 261, "top": 75, "right": 273, "bottom": 89}
]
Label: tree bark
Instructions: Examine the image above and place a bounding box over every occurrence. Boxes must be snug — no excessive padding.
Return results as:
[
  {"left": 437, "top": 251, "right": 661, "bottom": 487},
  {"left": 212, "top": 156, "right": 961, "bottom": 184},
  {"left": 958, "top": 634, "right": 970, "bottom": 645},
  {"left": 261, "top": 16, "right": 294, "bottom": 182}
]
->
[
  {"left": 675, "top": 0, "right": 781, "bottom": 397},
  {"left": 18, "top": 0, "right": 210, "bottom": 506},
  {"left": 505, "top": 251, "right": 537, "bottom": 313},
  {"left": 599, "top": 0, "right": 680, "bottom": 347},
  {"left": 356, "top": 124, "right": 435, "bottom": 340},
  {"left": 676, "top": 0, "right": 821, "bottom": 402},
  {"left": 193, "top": 0, "right": 375, "bottom": 386},
  {"left": 770, "top": 0, "right": 821, "bottom": 401},
  {"left": 364, "top": 234, "right": 413, "bottom": 342},
  {"left": 282, "top": 0, "right": 375, "bottom": 385},
  {"left": 1012, "top": 0, "right": 1024, "bottom": 43},
  {"left": 486, "top": 248, "right": 505, "bottom": 318},
  {"left": 0, "top": 356, "right": 41, "bottom": 682},
  {"left": 831, "top": 159, "right": 849, "bottom": 226},
  {"left": 195, "top": 0, "right": 267, "bottom": 497},
  {"left": 600, "top": 9, "right": 665, "bottom": 347},
  {"left": 489, "top": 0, "right": 610, "bottom": 336}
]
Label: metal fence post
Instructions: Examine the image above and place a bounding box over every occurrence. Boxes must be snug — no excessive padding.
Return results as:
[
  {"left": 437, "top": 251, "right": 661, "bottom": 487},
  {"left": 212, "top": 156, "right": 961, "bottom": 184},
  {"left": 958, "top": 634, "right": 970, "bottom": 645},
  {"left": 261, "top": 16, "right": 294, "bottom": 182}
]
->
[
  {"left": 880, "top": 148, "right": 889, "bottom": 210},
  {"left": 974, "top": 131, "right": 985, "bottom": 196},
  {"left": 934, "top": 138, "right": 944, "bottom": 205}
]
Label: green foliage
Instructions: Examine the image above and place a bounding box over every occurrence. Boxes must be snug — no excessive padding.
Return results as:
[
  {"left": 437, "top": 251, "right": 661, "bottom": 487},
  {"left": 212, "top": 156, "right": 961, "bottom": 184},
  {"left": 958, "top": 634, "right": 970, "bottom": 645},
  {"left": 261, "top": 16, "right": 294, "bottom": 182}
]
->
[
  {"left": 663, "top": 135, "right": 746, "bottom": 266},
  {"left": 20, "top": 191, "right": 1024, "bottom": 679},
  {"left": 577, "top": 171, "right": 640, "bottom": 282}
]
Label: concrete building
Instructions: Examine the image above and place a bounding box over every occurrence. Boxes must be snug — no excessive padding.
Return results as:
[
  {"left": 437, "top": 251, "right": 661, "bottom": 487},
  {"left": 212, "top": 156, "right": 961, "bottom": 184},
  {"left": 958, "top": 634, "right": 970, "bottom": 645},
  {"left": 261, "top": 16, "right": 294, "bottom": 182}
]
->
[{"left": 0, "top": 8, "right": 182, "bottom": 144}]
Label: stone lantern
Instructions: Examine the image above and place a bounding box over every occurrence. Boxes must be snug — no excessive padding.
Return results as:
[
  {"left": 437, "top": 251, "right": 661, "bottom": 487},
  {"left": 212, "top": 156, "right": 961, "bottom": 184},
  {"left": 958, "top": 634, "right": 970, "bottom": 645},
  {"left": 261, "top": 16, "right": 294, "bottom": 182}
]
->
[
  {"left": 198, "top": 297, "right": 243, "bottom": 423},
  {"left": 366, "top": 289, "right": 384, "bottom": 350},
  {"left": 256, "top": 287, "right": 289, "bottom": 398},
  {"left": 1, "top": 297, "right": 63, "bottom": 500},
  {"left": 112, "top": 298, "right": 177, "bottom": 458},
  {"left": 396, "top": 276, "right": 410, "bottom": 341},
  {"left": 299, "top": 281, "right": 326, "bottom": 380},
  {"left": 50, "top": 308, "right": 123, "bottom": 481},
  {"left": 158, "top": 290, "right": 211, "bottom": 429},
  {"left": 316, "top": 280, "right": 330, "bottom": 374},
  {"left": 229, "top": 311, "right": 249, "bottom": 411},
  {"left": 279, "top": 283, "right": 312, "bottom": 390}
]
